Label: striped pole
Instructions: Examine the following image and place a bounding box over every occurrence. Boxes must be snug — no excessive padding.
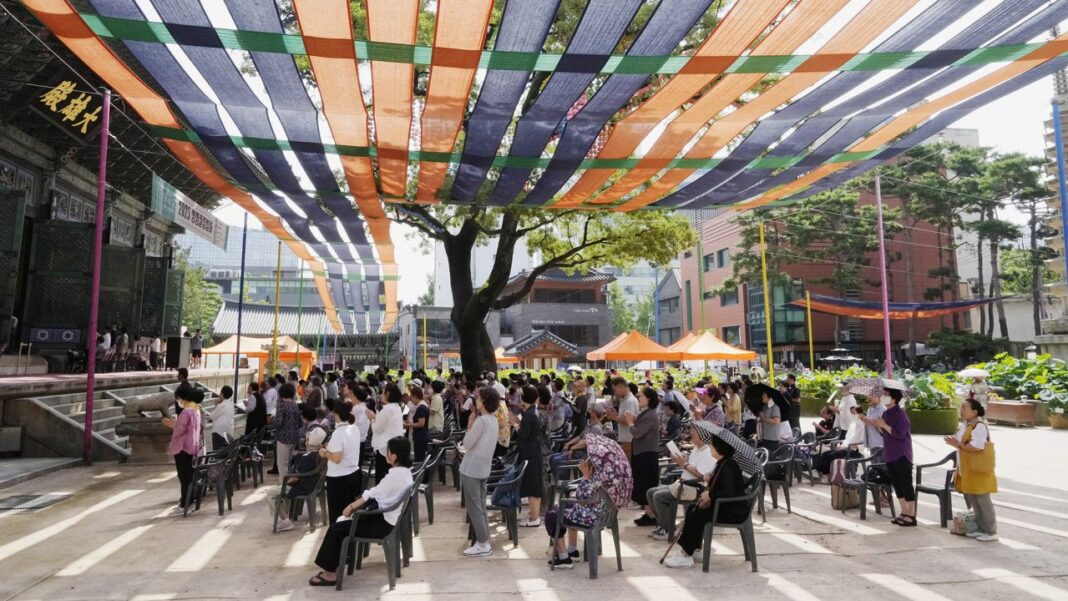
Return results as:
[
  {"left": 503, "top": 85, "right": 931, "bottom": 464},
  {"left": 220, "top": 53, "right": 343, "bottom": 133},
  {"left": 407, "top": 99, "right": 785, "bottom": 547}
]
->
[
  {"left": 875, "top": 174, "right": 894, "bottom": 378},
  {"left": 759, "top": 221, "right": 774, "bottom": 381}
]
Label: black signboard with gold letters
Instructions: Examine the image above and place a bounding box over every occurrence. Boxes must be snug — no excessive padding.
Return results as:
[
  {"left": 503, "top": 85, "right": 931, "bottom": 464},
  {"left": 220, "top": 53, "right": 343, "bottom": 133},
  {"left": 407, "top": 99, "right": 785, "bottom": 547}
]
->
[{"left": 29, "top": 78, "right": 104, "bottom": 142}]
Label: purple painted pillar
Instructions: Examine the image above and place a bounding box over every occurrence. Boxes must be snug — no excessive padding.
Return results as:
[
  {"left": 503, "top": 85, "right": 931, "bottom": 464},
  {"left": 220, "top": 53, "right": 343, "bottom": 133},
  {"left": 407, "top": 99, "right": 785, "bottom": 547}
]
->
[
  {"left": 875, "top": 173, "right": 893, "bottom": 379},
  {"left": 84, "top": 88, "right": 111, "bottom": 465}
]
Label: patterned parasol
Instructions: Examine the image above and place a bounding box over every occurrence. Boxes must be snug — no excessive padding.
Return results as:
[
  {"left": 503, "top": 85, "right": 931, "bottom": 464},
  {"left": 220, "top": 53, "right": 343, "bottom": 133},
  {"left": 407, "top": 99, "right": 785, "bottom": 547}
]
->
[
  {"left": 692, "top": 422, "right": 763, "bottom": 476},
  {"left": 583, "top": 432, "right": 633, "bottom": 508}
]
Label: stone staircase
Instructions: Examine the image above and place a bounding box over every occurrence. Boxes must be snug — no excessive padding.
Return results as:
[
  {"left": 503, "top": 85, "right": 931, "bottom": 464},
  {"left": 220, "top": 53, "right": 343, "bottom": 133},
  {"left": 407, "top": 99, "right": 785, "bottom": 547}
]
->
[{"left": 6, "top": 381, "right": 242, "bottom": 462}]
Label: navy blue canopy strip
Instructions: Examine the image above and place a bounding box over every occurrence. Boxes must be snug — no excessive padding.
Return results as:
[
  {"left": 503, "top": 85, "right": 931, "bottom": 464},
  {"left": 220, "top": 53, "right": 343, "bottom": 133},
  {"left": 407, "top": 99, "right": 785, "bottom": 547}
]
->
[
  {"left": 661, "top": 0, "right": 1068, "bottom": 209},
  {"left": 450, "top": 0, "right": 561, "bottom": 202},
  {"left": 484, "top": 0, "right": 645, "bottom": 206},
  {"left": 517, "top": 0, "right": 715, "bottom": 207}
]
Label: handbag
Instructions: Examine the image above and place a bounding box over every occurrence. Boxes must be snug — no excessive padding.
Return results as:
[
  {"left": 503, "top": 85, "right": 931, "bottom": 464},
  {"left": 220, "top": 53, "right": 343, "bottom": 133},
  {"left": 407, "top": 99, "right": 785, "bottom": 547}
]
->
[
  {"left": 951, "top": 510, "right": 978, "bottom": 536},
  {"left": 968, "top": 423, "right": 996, "bottom": 474},
  {"left": 668, "top": 479, "right": 698, "bottom": 502},
  {"left": 831, "top": 484, "right": 859, "bottom": 510}
]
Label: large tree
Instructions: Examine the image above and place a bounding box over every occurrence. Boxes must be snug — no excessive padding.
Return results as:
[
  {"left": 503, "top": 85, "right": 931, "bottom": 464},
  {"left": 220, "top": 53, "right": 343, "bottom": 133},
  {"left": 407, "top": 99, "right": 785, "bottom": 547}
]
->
[
  {"left": 391, "top": 205, "right": 693, "bottom": 373},
  {"left": 174, "top": 249, "right": 223, "bottom": 337}
]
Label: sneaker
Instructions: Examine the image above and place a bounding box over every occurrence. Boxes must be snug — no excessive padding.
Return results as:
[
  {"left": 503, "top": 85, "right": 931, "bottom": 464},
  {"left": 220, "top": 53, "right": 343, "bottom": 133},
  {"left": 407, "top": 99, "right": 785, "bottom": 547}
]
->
[
  {"left": 463, "top": 542, "right": 492, "bottom": 557},
  {"left": 549, "top": 555, "right": 574, "bottom": 569},
  {"left": 275, "top": 519, "right": 295, "bottom": 532},
  {"left": 663, "top": 548, "right": 694, "bottom": 569},
  {"left": 976, "top": 533, "right": 999, "bottom": 542},
  {"left": 965, "top": 531, "right": 984, "bottom": 538},
  {"left": 518, "top": 517, "right": 542, "bottom": 527},
  {"left": 568, "top": 549, "right": 581, "bottom": 562},
  {"left": 693, "top": 549, "right": 703, "bottom": 564},
  {"left": 650, "top": 528, "right": 670, "bottom": 541},
  {"left": 634, "top": 514, "right": 658, "bottom": 527}
]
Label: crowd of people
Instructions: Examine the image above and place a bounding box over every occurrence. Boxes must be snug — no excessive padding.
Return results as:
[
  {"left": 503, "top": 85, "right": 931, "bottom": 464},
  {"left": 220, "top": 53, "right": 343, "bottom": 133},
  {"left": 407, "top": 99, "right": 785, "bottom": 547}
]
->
[{"left": 162, "top": 363, "right": 1000, "bottom": 585}]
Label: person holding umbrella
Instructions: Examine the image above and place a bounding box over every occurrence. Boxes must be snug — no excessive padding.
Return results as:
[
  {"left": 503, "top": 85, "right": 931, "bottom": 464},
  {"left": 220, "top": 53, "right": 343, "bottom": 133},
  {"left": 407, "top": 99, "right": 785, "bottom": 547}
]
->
[
  {"left": 662, "top": 425, "right": 754, "bottom": 569},
  {"left": 959, "top": 368, "right": 991, "bottom": 409}
]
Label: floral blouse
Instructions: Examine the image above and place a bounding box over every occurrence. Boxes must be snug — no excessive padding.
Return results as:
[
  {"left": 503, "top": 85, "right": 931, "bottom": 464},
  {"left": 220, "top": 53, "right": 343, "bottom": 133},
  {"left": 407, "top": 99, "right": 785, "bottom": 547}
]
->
[{"left": 563, "top": 478, "right": 602, "bottom": 528}]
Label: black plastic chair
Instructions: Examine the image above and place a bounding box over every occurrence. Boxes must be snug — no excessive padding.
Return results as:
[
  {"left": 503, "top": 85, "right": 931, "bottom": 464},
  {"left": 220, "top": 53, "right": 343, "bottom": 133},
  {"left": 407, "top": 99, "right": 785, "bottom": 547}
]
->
[
  {"left": 183, "top": 447, "right": 240, "bottom": 517},
  {"left": 840, "top": 448, "right": 895, "bottom": 520},
  {"left": 415, "top": 445, "right": 447, "bottom": 527},
  {"left": 763, "top": 444, "right": 795, "bottom": 514},
  {"left": 273, "top": 457, "right": 328, "bottom": 532},
  {"left": 699, "top": 472, "right": 764, "bottom": 573},
  {"left": 336, "top": 481, "right": 419, "bottom": 591},
  {"left": 546, "top": 458, "right": 581, "bottom": 511},
  {"left": 792, "top": 432, "right": 818, "bottom": 485},
  {"left": 469, "top": 460, "right": 528, "bottom": 549},
  {"left": 915, "top": 451, "right": 958, "bottom": 527},
  {"left": 551, "top": 487, "right": 622, "bottom": 579}
]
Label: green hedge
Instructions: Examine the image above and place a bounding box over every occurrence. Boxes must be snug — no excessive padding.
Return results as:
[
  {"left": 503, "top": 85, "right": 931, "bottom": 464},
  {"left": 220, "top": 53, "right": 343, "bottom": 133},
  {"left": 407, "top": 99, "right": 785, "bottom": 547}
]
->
[{"left": 907, "top": 409, "right": 959, "bottom": 435}]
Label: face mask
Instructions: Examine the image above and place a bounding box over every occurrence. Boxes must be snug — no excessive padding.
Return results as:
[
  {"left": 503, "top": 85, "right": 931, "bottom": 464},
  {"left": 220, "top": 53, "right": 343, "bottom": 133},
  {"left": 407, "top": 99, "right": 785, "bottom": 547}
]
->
[{"left": 881, "top": 395, "right": 893, "bottom": 407}]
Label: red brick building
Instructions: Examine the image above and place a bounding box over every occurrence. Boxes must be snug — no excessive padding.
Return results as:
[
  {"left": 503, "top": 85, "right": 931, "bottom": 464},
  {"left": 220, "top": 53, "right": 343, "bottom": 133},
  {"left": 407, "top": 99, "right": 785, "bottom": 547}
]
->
[{"left": 677, "top": 193, "right": 957, "bottom": 367}]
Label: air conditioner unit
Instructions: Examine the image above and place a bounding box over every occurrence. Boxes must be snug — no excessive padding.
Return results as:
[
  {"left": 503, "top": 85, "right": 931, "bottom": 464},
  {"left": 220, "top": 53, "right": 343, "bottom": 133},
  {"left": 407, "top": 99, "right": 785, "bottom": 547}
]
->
[{"left": 838, "top": 330, "right": 851, "bottom": 342}]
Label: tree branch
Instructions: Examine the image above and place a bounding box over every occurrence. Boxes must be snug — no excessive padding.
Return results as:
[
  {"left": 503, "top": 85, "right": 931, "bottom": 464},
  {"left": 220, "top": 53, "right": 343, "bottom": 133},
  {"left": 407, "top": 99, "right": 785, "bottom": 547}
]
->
[{"left": 392, "top": 204, "right": 450, "bottom": 240}]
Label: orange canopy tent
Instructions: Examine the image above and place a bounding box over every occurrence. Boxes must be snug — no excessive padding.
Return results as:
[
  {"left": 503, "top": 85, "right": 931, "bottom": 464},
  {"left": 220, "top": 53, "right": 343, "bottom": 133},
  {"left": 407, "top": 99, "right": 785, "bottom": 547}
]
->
[
  {"left": 586, "top": 330, "right": 676, "bottom": 362},
  {"left": 202, "top": 335, "right": 318, "bottom": 381},
  {"left": 667, "top": 331, "right": 757, "bottom": 361}
]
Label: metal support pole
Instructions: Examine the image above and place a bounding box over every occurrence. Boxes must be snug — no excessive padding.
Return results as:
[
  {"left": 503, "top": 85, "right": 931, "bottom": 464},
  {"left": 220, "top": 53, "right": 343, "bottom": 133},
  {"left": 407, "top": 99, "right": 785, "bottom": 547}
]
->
[
  {"left": 84, "top": 88, "right": 111, "bottom": 466},
  {"left": 653, "top": 266, "right": 661, "bottom": 343},
  {"left": 875, "top": 174, "right": 894, "bottom": 378},
  {"left": 296, "top": 259, "right": 304, "bottom": 376},
  {"left": 759, "top": 222, "right": 774, "bottom": 381},
  {"left": 271, "top": 241, "right": 281, "bottom": 373},
  {"left": 806, "top": 290, "right": 814, "bottom": 370},
  {"left": 233, "top": 212, "right": 247, "bottom": 394},
  {"left": 1053, "top": 101, "right": 1068, "bottom": 305},
  {"left": 422, "top": 311, "right": 427, "bottom": 371}
]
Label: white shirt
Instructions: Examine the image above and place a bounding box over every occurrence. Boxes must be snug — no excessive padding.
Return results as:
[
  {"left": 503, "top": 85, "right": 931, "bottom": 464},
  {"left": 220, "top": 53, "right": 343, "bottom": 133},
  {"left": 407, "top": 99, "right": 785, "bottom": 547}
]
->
[
  {"left": 492, "top": 381, "right": 507, "bottom": 398},
  {"left": 372, "top": 403, "right": 405, "bottom": 456},
  {"left": 954, "top": 420, "right": 989, "bottom": 450},
  {"left": 245, "top": 394, "right": 257, "bottom": 413},
  {"left": 326, "top": 423, "right": 362, "bottom": 478},
  {"left": 150, "top": 338, "right": 161, "bottom": 353},
  {"left": 263, "top": 387, "right": 278, "bottom": 416},
  {"left": 681, "top": 444, "right": 717, "bottom": 481},
  {"left": 834, "top": 394, "right": 857, "bottom": 431},
  {"left": 210, "top": 399, "right": 235, "bottom": 439},
  {"left": 101, "top": 332, "right": 111, "bottom": 348},
  {"left": 362, "top": 466, "right": 414, "bottom": 526},
  {"left": 842, "top": 419, "right": 866, "bottom": 448},
  {"left": 354, "top": 405, "right": 372, "bottom": 442}
]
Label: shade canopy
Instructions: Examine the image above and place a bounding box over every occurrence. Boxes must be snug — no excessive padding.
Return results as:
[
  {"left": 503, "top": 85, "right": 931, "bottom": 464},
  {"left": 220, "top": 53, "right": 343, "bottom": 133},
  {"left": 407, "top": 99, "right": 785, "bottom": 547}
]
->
[
  {"left": 667, "top": 331, "right": 757, "bottom": 361},
  {"left": 586, "top": 330, "right": 675, "bottom": 362},
  {"left": 791, "top": 294, "right": 1003, "bottom": 320},
  {"left": 203, "top": 335, "right": 318, "bottom": 380}
]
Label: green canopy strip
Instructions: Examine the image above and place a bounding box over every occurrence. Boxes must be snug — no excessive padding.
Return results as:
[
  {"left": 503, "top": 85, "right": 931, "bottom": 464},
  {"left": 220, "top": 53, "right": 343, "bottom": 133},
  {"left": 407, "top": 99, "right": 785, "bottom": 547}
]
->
[{"left": 82, "top": 13, "right": 1049, "bottom": 75}]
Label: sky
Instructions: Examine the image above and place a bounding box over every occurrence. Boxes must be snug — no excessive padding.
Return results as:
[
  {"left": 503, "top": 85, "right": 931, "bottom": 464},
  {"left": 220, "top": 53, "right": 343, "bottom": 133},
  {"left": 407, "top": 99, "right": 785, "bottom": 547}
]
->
[{"left": 210, "top": 21, "right": 1060, "bottom": 307}]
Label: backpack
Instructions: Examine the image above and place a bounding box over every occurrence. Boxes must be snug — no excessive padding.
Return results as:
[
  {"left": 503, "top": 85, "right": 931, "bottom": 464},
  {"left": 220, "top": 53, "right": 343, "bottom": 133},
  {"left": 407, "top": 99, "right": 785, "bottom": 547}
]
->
[
  {"left": 490, "top": 466, "right": 522, "bottom": 508},
  {"left": 829, "top": 458, "right": 848, "bottom": 485}
]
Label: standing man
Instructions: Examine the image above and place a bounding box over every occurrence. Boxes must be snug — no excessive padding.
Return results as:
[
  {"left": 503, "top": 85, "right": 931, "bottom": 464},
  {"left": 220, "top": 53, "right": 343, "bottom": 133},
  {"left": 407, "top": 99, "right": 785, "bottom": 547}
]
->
[
  {"left": 832, "top": 384, "right": 858, "bottom": 435},
  {"left": 149, "top": 333, "right": 161, "bottom": 370},
  {"left": 189, "top": 329, "right": 204, "bottom": 369},
  {"left": 785, "top": 374, "right": 801, "bottom": 431},
  {"left": 605, "top": 377, "right": 639, "bottom": 458}
]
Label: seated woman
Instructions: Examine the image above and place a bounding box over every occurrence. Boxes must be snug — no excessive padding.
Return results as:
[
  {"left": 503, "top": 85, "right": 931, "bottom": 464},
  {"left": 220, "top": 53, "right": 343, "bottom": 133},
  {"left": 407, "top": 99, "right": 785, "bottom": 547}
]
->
[
  {"left": 547, "top": 404, "right": 606, "bottom": 478},
  {"left": 811, "top": 405, "right": 867, "bottom": 479},
  {"left": 663, "top": 434, "right": 748, "bottom": 569},
  {"left": 662, "top": 400, "right": 685, "bottom": 441},
  {"left": 544, "top": 457, "right": 602, "bottom": 570},
  {"left": 812, "top": 406, "right": 835, "bottom": 436},
  {"left": 307, "top": 436, "right": 414, "bottom": 587}
]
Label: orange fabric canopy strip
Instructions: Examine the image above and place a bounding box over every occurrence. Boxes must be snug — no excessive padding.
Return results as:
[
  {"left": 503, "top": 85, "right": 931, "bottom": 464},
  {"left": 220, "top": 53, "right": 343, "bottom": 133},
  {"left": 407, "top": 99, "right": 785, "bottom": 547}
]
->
[
  {"left": 737, "top": 32, "right": 1068, "bottom": 210},
  {"left": 798, "top": 299, "right": 979, "bottom": 321},
  {"left": 295, "top": 0, "right": 397, "bottom": 331},
  {"left": 616, "top": 0, "right": 920, "bottom": 212},
  {"left": 22, "top": 0, "right": 344, "bottom": 332},
  {"left": 367, "top": 0, "right": 418, "bottom": 198},
  {"left": 552, "top": 0, "right": 792, "bottom": 208},
  {"left": 416, "top": 0, "right": 494, "bottom": 203}
]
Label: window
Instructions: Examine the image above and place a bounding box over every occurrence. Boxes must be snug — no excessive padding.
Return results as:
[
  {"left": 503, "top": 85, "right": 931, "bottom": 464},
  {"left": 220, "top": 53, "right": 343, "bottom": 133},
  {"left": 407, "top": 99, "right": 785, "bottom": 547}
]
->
[
  {"left": 721, "top": 288, "right": 739, "bottom": 306},
  {"left": 722, "top": 326, "right": 741, "bottom": 346},
  {"left": 659, "top": 327, "right": 682, "bottom": 345},
  {"left": 547, "top": 325, "right": 600, "bottom": 347},
  {"left": 684, "top": 281, "right": 693, "bottom": 330},
  {"left": 533, "top": 288, "right": 595, "bottom": 304},
  {"left": 661, "top": 297, "right": 680, "bottom": 314},
  {"left": 683, "top": 251, "right": 693, "bottom": 258},
  {"left": 624, "top": 286, "right": 634, "bottom": 295},
  {"left": 703, "top": 291, "right": 714, "bottom": 300},
  {"left": 702, "top": 253, "right": 715, "bottom": 271},
  {"left": 717, "top": 248, "right": 731, "bottom": 268}
]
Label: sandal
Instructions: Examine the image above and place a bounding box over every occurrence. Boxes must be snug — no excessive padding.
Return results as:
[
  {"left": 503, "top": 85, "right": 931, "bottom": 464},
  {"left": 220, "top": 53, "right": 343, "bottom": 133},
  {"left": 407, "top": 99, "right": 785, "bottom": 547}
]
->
[
  {"left": 309, "top": 572, "right": 337, "bottom": 587},
  {"left": 896, "top": 515, "right": 917, "bottom": 527}
]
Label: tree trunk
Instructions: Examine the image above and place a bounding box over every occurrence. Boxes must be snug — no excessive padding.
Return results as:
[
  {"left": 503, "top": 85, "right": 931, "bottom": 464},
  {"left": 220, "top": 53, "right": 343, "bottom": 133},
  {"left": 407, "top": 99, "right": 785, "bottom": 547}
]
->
[
  {"left": 1029, "top": 204, "right": 1042, "bottom": 337},
  {"left": 989, "top": 235, "right": 1009, "bottom": 339},
  {"left": 976, "top": 225, "right": 987, "bottom": 336},
  {"left": 936, "top": 225, "right": 947, "bottom": 329},
  {"left": 443, "top": 222, "right": 491, "bottom": 374}
]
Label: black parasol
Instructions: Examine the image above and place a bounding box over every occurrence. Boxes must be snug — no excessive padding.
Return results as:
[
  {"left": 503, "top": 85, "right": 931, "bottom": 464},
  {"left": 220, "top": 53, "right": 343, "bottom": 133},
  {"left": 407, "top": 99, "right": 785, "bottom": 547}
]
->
[{"left": 744, "top": 383, "right": 791, "bottom": 416}]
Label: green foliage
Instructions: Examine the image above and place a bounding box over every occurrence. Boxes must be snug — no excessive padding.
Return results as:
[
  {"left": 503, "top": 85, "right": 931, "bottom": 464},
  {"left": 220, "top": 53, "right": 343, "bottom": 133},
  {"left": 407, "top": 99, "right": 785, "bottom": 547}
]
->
[
  {"left": 902, "top": 372, "right": 957, "bottom": 411},
  {"left": 972, "top": 353, "right": 1068, "bottom": 408},
  {"left": 607, "top": 282, "right": 654, "bottom": 337},
  {"left": 174, "top": 249, "right": 223, "bottom": 337},
  {"left": 925, "top": 329, "right": 1011, "bottom": 367},
  {"left": 999, "top": 247, "right": 1057, "bottom": 295},
  {"left": 417, "top": 276, "right": 435, "bottom": 306}
]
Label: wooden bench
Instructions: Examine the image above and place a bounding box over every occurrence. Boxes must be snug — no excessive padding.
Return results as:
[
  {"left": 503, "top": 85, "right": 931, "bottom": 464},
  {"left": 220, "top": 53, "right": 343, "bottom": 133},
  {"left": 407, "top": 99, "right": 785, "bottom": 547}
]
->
[{"left": 986, "top": 400, "right": 1036, "bottom": 427}]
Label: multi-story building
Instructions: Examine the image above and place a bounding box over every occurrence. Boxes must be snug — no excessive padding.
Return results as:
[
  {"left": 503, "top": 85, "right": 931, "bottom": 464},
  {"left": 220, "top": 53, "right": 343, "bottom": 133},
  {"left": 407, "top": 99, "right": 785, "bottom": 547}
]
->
[
  {"left": 431, "top": 237, "right": 533, "bottom": 307},
  {"left": 654, "top": 269, "right": 683, "bottom": 345},
  {"left": 678, "top": 195, "right": 953, "bottom": 367}
]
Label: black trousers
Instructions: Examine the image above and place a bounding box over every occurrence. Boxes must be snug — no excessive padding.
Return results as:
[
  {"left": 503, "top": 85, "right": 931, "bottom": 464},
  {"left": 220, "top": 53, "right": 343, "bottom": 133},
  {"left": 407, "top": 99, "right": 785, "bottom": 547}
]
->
[
  {"left": 374, "top": 451, "right": 390, "bottom": 484},
  {"left": 314, "top": 514, "right": 393, "bottom": 572},
  {"left": 212, "top": 433, "right": 229, "bottom": 452},
  {"left": 326, "top": 470, "right": 364, "bottom": 525},
  {"left": 677, "top": 502, "right": 746, "bottom": 555},
  {"left": 174, "top": 451, "right": 194, "bottom": 507},
  {"left": 788, "top": 404, "right": 801, "bottom": 431}
]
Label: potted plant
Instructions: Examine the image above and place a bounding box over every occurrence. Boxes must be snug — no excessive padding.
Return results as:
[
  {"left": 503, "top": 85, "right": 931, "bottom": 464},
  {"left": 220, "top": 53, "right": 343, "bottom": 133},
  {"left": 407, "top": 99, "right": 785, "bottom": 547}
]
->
[
  {"left": 904, "top": 373, "right": 959, "bottom": 435},
  {"left": 1045, "top": 391, "right": 1068, "bottom": 429}
]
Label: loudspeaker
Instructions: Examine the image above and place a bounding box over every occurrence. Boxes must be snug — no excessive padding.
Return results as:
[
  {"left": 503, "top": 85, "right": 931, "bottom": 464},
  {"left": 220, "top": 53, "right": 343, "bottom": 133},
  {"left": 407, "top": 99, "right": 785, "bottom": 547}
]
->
[{"left": 166, "top": 336, "right": 190, "bottom": 369}]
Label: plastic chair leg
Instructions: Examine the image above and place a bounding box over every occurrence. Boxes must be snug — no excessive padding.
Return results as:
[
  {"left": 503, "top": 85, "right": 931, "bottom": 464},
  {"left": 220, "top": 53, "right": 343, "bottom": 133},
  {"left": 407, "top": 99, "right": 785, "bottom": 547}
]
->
[
  {"left": 612, "top": 525, "right": 622, "bottom": 572},
  {"left": 426, "top": 488, "right": 435, "bottom": 524},
  {"left": 336, "top": 537, "right": 351, "bottom": 590},
  {"left": 586, "top": 531, "right": 600, "bottom": 579},
  {"left": 859, "top": 487, "right": 869, "bottom": 520},
  {"left": 307, "top": 498, "right": 317, "bottom": 533},
  {"left": 745, "top": 523, "right": 758, "bottom": 572},
  {"left": 783, "top": 485, "right": 791, "bottom": 514},
  {"left": 770, "top": 484, "right": 779, "bottom": 510},
  {"left": 412, "top": 500, "right": 421, "bottom": 536},
  {"left": 384, "top": 541, "right": 397, "bottom": 590},
  {"left": 702, "top": 524, "right": 713, "bottom": 573}
]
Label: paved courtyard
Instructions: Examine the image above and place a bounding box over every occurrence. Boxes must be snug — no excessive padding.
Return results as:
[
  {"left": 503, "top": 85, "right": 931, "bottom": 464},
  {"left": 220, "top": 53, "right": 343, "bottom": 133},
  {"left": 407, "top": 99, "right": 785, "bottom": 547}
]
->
[{"left": 0, "top": 426, "right": 1066, "bottom": 601}]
